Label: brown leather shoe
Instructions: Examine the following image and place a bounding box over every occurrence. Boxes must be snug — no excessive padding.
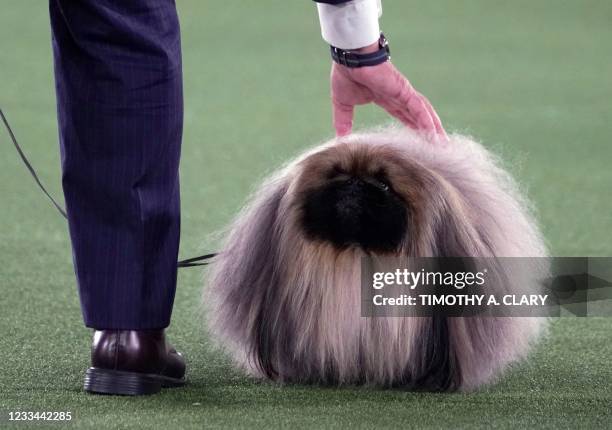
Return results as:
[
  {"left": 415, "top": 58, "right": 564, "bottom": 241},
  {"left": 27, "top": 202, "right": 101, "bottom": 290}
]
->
[{"left": 84, "top": 330, "right": 186, "bottom": 396}]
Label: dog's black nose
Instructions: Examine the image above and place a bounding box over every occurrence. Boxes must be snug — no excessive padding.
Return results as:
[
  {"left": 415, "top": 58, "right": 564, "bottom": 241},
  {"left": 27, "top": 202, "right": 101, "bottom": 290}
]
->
[{"left": 341, "top": 178, "right": 366, "bottom": 201}]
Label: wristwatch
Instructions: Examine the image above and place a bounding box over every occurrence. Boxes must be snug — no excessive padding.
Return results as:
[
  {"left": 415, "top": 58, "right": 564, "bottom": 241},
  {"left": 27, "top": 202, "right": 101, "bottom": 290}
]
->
[{"left": 330, "top": 33, "right": 390, "bottom": 68}]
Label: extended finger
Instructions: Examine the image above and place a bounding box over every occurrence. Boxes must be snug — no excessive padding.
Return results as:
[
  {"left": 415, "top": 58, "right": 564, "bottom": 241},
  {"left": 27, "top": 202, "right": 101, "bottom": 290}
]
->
[
  {"left": 332, "top": 99, "right": 354, "bottom": 137},
  {"left": 374, "top": 70, "right": 436, "bottom": 133},
  {"left": 375, "top": 98, "right": 418, "bottom": 130},
  {"left": 416, "top": 91, "right": 447, "bottom": 138},
  {"left": 382, "top": 89, "right": 436, "bottom": 133},
  {"left": 397, "top": 84, "right": 436, "bottom": 132}
]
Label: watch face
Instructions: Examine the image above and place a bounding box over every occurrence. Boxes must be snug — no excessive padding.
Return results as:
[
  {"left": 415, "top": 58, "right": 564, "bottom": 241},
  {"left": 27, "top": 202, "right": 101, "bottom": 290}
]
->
[{"left": 380, "top": 34, "right": 390, "bottom": 54}]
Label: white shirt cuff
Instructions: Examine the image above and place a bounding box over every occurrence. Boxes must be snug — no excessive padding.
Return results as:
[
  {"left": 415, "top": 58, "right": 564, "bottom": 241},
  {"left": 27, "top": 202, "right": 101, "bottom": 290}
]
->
[{"left": 317, "top": 0, "right": 382, "bottom": 50}]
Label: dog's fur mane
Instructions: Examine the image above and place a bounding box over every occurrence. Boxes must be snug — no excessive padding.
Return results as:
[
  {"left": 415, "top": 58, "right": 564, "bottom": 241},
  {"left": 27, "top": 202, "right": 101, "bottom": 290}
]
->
[{"left": 204, "top": 128, "right": 548, "bottom": 391}]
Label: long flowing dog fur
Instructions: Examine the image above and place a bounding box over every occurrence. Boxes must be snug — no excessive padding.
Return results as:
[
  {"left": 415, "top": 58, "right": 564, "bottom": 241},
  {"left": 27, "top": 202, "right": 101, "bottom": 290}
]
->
[{"left": 204, "top": 128, "right": 548, "bottom": 391}]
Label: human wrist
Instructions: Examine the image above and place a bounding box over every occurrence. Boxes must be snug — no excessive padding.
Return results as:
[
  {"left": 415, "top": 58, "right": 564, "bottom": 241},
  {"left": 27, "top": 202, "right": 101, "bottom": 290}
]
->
[{"left": 330, "top": 33, "right": 390, "bottom": 68}]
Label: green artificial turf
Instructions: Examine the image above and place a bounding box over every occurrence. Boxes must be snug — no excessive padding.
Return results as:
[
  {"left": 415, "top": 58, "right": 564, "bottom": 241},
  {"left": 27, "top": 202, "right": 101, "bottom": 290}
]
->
[{"left": 1, "top": 1, "right": 611, "bottom": 428}]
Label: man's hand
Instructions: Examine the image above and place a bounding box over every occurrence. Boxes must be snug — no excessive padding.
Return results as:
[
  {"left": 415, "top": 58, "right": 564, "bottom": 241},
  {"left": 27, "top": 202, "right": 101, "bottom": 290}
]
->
[{"left": 330, "top": 47, "right": 446, "bottom": 138}]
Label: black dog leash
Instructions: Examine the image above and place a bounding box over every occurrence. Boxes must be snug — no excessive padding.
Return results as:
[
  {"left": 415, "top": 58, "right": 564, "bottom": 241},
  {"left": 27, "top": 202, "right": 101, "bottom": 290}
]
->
[{"left": 0, "top": 108, "right": 216, "bottom": 268}]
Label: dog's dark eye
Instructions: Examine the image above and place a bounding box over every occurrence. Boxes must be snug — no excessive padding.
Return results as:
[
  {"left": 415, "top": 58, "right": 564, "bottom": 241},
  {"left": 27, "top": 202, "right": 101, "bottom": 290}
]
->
[
  {"left": 370, "top": 169, "right": 391, "bottom": 192},
  {"left": 368, "top": 178, "right": 390, "bottom": 192},
  {"left": 375, "top": 180, "right": 390, "bottom": 192}
]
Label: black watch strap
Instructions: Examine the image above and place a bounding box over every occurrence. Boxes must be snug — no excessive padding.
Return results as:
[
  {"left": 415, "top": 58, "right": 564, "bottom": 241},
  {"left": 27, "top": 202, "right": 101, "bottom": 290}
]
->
[{"left": 330, "top": 33, "right": 390, "bottom": 68}]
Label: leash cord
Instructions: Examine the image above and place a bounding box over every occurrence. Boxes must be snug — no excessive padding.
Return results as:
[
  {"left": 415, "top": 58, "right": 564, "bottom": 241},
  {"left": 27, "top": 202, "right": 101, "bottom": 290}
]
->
[{"left": 0, "top": 108, "right": 216, "bottom": 268}]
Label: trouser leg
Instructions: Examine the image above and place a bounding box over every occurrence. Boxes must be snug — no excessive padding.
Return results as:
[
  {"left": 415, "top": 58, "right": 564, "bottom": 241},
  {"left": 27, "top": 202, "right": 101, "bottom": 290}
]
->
[{"left": 49, "top": 0, "right": 183, "bottom": 329}]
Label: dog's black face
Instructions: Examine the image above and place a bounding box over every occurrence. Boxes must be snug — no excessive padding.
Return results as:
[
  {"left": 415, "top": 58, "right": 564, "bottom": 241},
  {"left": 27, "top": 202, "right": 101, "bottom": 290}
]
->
[{"left": 300, "top": 166, "right": 408, "bottom": 252}]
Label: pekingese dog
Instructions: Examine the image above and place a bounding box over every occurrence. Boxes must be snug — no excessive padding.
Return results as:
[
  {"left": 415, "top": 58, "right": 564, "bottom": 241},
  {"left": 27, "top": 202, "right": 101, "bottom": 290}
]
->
[{"left": 204, "top": 128, "right": 547, "bottom": 392}]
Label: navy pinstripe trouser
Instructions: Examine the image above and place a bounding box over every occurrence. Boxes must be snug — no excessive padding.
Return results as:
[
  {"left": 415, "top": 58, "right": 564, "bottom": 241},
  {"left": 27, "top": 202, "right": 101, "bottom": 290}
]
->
[{"left": 50, "top": 0, "right": 183, "bottom": 329}]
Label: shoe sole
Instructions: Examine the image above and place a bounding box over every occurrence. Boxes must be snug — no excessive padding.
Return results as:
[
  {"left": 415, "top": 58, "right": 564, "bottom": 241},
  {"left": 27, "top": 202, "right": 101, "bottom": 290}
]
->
[{"left": 84, "top": 367, "right": 185, "bottom": 396}]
